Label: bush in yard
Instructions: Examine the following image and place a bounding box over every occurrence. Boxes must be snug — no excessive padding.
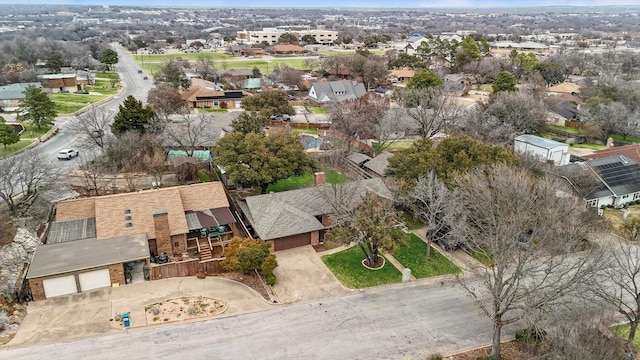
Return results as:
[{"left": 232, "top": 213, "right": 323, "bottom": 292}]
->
[
  {"left": 222, "top": 237, "right": 277, "bottom": 276},
  {"left": 0, "top": 309, "right": 8, "bottom": 330}
]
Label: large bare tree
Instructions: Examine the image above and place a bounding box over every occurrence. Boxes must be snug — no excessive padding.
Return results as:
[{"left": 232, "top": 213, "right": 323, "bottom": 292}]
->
[
  {"left": 397, "top": 87, "right": 461, "bottom": 139},
  {"left": 147, "top": 83, "right": 188, "bottom": 121},
  {"left": 451, "top": 165, "right": 604, "bottom": 360},
  {"left": 0, "top": 150, "right": 59, "bottom": 217},
  {"left": 161, "top": 113, "right": 220, "bottom": 157},
  {"left": 328, "top": 92, "right": 389, "bottom": 153},
  {"left": 68, "top": 105, "right": 115, "bottom": 150}
]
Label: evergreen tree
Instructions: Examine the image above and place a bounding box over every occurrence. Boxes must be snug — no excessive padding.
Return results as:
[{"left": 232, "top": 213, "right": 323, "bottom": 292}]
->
[
  {"left": 111, "top": 95, "right": 156, "bottom": 135},
  {"left": 17, "top": 86, "right": 57, "bottom": 130}
]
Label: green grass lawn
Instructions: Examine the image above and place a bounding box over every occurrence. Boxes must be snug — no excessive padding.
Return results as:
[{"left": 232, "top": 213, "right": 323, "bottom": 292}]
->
[
  {"left": 266, "top": 169, "right": 347, "bottom": 193},
  {"left": 611, "top": 324, "right": 639, "bottom": 349},
  {"left": 548, "top": 125, "right": 581, "bottom": 135},
  {"left": 197, "top": 108, "right": 228, "bottom": 113},
  {"left": 399, "top": 210, "right": 423, "bottom": 231},
  {"left": 393, "top": 234, "right": 461, "bottom": 279},
  {"left": 21, "top": 122, "right": 52, "bottom": 139},
  {"left": 611, "top": 134, "right": 640, "bottom": 143},
  {"left": 51, "top": 93, "right": 111, "bottom": 114},
  {"left": 469, "top": 246, "right": 494, "bottom": 267},
  {"left": 87, "top": 86, "right": 118, "bottom": 96},
  {"left": 138, "top": 51, "right": 232, "bottom": 62},
  {"left": 290, "top": 128, "right": 319, "bottom": 136},
  {"left": 372, "top": 140, "right": 414, "bottom": 153},
  {"left": 95, "top": 72, "right": 120, "bottom": 79},
  {"left": 322, "top": 246, "right": 402, "bottom": 288},
  {"left": 571, "top": 143, "right": 607, "bottom": 151},
  {"left": 0, "top": 139, "right": 32, "bottom": 158},
  {"left": 306, "top": 106, "right": 327, "bottom": 114}
]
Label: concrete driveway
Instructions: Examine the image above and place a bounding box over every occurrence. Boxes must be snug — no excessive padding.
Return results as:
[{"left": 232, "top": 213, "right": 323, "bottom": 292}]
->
[
  {"left": 7, "top": 277, "right": 272, "bottom": 347},
  {"left": 272, "top": 245, "right": 349, "bottom": 303}
]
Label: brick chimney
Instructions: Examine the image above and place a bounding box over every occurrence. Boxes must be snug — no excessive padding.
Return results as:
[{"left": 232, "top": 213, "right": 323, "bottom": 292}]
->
[
  {"left": 314, "top": 172, "right": 326, "bottom": 186},
  {"left": 152, "top": 210, "right": 172, "bottom": 256}
]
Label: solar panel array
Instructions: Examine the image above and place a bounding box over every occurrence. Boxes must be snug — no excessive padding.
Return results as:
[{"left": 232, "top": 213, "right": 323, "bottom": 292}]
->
[{"left": 596, "top": 162, "right": 640, "bottom": 195}]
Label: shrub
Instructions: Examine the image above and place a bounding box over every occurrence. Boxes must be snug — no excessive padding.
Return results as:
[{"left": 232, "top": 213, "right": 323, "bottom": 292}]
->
[
  {"left": 265, "top": 273, "right": 276, "bottom": 286},
  {"left": 0, "top": 310, "right": 9, "bottom": 330},
  {"left": 222, "top": 237, "right": 273, "bottom": 274},
  {"left": 187, "top": 306, "right": 198, "bottom": 315},
  {"left": 150, "top": 305, "right": 161, "bottom": 315},
  {"left": 427, "top": 355, "right": 443, "bottom": 360},
  {"left": 261, "top": 254, "right": 278, "bottom": 275}
]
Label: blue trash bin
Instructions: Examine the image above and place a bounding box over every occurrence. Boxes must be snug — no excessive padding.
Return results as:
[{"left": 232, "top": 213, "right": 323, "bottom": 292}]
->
[{"left": 123, "top": 312, "right": 130, "bottom": 328}]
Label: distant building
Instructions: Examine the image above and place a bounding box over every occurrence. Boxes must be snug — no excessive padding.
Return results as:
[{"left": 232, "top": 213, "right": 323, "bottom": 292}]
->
[
  {"left": 307, "top": 80, "right": 366, "bottom": 104},
  {"left": 237, "top": 27, "right": 338, "bottom": 45}
]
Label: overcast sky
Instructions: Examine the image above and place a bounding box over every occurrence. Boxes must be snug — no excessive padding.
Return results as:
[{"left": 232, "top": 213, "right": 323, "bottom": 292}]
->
[{"left": 0, "top": 0, "right": 636, "bottom": 8}]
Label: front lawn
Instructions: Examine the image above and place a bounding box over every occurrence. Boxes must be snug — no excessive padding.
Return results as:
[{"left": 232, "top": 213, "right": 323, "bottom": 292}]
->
[
  {"left": 611, "top": 134, "right": 640, "bottom": 143},
  {"left": 0, "top": 139, "right": 32, "bottom": 158},
  {"left": 399, "top": 210, "right": 423, "bottom": 231},
  {"left": 306, "top": 106, "right": 327, "bottom": 114},
  {"left": 571, "top": 143, "right": 607, "bottom": 151},
  {"left": 393, "top": 234, "right": 461, "bottom": 279},
  {"left": 611, "top": 324, "right": 640, "bottom": 350},
  {"left": 290, "top": 128, "right": 319, "bottom": 136},
  {"left": 95, "top": 72, "right": 120, "bottom": 79},
  {"left": 51, "top": 93, "right": 110, "bottom": 114},
  {"left": 21, "top": 122, "right": 53, "bottom": 139},
  {"left": 548, "top": 125, "right": 581, "bottom": 135},
  {"left": 265, "top": 169, "right": 348, "bottom": 193},
  {"left": 469, "top": 246, "right": 494, "bottom": 267},
  {"left": 197, "top": 108, "right": 228, "bottom": 113},
  {"left": 322, "top": 246, "right": 402, "bottom": 288}
]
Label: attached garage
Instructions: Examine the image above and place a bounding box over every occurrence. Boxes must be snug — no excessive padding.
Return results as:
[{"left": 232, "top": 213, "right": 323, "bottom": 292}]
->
[
  {"left": 78, "top": 269, "right": 111, "bottom": 291},
  {"left": 273, "top": 233, "right": 311, "bottom": 251},
  {"left": 42, "top": 275, "right": 77, "bottom": 298},
  {"left": 27, "top": 234, "right": 150, "bottom": 300}
]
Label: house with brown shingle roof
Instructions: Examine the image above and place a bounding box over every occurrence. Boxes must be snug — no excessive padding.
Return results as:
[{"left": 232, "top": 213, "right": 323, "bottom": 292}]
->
[
  {"left": 180, "top": 85, "right": 251, "bottom": 109},
  {"left": 27, "top": 182, "right": 237, "bottom": 300},
  {"left": 582, "top": 144, "right": 640, "bottom": 164},
  {"left": 268, "top": 44, "right": 308, "bottom": 54},
  {"left": 37, "top": 73, "right": 86, "bottom": 93},
  {"left": 389, "top": 69, "right": 416, "bottom": 83}
]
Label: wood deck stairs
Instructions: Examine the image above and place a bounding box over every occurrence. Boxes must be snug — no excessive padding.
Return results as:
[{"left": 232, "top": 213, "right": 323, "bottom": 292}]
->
[{"left": 197, "top": 237, "right": 213, "bottom": 261}]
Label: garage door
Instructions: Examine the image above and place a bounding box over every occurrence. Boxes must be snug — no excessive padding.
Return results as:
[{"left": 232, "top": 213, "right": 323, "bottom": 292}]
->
[
  {"left": 43, "top": 275, "right": 78, "bottom": 298},
  {"left": 274, "top": 234, "right": 311, "bottom": 251},
  {"left": 78, "top": 269, "right": 111, "bottom": 292}
]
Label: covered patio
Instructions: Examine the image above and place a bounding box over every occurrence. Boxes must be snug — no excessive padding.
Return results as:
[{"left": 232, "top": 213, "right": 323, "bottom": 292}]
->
[{"left": 185, "top": 207, "right": 237, "bottom": 260}]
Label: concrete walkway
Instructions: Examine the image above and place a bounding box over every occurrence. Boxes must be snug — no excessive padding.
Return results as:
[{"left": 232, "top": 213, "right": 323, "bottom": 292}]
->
[{"left": 7, "top": 277, "right": 272, "bottom": 348}]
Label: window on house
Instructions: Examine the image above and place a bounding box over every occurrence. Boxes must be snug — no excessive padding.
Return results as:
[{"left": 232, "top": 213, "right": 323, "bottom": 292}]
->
[
  {"left": 174, "top": 242, "right": 179, "bottom": 248},
  {"left": 213, "top": 101, "right": 219, "bottom": 106}
]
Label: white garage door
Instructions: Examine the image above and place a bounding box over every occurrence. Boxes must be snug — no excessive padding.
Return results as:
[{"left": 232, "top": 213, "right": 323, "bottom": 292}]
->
[
  {"left": 78, "top": 269, "right": 111, "bottom": 292},
  {"left": 43, "top": 275, "right": 78, "bottom": 298}
]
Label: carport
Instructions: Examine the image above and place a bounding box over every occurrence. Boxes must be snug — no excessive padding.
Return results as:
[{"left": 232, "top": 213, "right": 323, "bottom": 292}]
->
[{"left": 27, "top": 233, "right": 150, "bottom": 300}]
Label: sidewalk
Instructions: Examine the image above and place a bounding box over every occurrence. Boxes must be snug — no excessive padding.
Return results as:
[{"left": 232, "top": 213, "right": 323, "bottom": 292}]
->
[{"left": 6, "top": 277, "right": 273, "bottom": 348}]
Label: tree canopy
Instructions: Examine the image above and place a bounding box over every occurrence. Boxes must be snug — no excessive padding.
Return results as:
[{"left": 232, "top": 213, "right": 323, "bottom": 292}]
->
[
  {"left": 406, "top": 69, "right": 443, "bottom": 89},
  {"left": 215, "top": 129, "right": 315, "bottom": 194},
  {"left": 111, "top": 95, "right": 157, "bottom": 135},
  {"left": 100, "top": 48, "right": 118, "bottom": 71},
  {"left": 241, "top": 90, "right": 294, "bottom": 118},
  {"left": 155, "top": 59, "right": 191, "bottom": 90},
  {"left": 17, "top": 85, "right": 57, "bottom": 129},
  {"left": 492, "top": 71, "right": 518, "bottom": 93},
  {"left": 0, "top": 117, "right": 19, "bottom": 149},
  {"left": 230, "top": 111, "right": 270, "bottom": 135}
]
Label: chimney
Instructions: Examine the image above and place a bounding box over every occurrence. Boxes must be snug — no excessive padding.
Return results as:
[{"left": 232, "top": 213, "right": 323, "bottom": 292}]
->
[
  {"left": 152, "top": 210, "right": 172, "bottom": 257},
  {"left": 314, "top": 172, "right": 326, "bottom": 186}
]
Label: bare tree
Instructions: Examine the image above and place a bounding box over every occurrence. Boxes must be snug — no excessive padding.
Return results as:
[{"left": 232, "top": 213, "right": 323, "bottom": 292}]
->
[
  {"left": 161, "top": 113, "right": 221, "bottom": 157},
  {"left": 68, "top": 105, "right": 115, "bottom": 150},
  {"left": 328, "top": 93, "right": 389, "bottom": 153},
  {"left": 462, "top": 58, "right": 502, "bottom": 85},
  {"left": 0, "top": 150, "right": 59, "bottom": 217},
  {"left": 592, "top": 239, "right": 640, "bottom": 350},
  {"left": 451, "top": 165, "right": 604, "bottom": 360},
  {"left": 371, "top": 107, "right": 412, "bottom": 153},
  {"left": 397, "top": 88, "right": 462, "bottom": 138},
  {"left": 401, "top": 172, "right": 457, "bottom": 256},
  {"left": 584, "top": 101, "right": 638, "bottom": 140},
  {"left": 147, "top": 83, "right": 189, "bottom": 121},
  {"left": 268, "top": 64, "right": 302, "bottom": 88}
]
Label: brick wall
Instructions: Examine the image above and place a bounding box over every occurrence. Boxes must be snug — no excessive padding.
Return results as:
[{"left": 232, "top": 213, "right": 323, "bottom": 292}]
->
[
  {"left": 109, "top": 263, "right": 125, "bottom": 286},
  {"left": 29, "top": 279, "right": 45, "bottom": 301},
  {"left": 310, "top": 231, "right": 320, "bottom": 245},
  {"left": 171, "top": 234, "right": 187, "bottom": 256},
  {"left": 153, "top": 210, "right": 173, "bottom": 256}
]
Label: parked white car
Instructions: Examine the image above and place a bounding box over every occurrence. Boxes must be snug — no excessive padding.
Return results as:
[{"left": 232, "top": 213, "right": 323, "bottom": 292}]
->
[{"left": 57, "top": 149, "right": 79, "bottom": 160}]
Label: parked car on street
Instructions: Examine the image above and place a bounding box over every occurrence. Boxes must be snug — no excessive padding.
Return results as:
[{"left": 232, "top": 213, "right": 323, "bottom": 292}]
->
[
  {"left": 270, "top": 114, "right": 292, "bottom": 121},
  {"left": 57, "top": 149, "right": 79, "bottom": 160},
  {"left": 137, "top": 70, "right": 143, "bottom": 74}
]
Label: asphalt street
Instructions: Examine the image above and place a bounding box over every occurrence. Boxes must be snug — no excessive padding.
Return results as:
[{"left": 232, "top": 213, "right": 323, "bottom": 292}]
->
[{"left": 0, "top": 280, "right": 502, "bottom": 360}]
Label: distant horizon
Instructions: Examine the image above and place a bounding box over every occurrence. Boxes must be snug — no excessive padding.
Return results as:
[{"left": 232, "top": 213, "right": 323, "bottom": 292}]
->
[{"left": 0, "top": 1, "right": 638, "bottom": 9}]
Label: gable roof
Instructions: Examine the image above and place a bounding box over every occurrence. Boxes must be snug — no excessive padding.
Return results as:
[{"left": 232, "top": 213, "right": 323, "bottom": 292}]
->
[
  {"left": 364, "top": 151, "right": 394, "bottom": 176},
  {"left": 0, "top": 82, "right": 41, "bottom": 100},
  {"left": 54, "top": 182, "right": 229, "bottom": 240},
  {"left": 307, "top": 80, "right": 366, "bottom": 103},
  {"left": 515, "top": 134, "right": 568, "bottom": 150},
  {"left": 238, "top": 178, "right": 393, "bottom": 240},
  {"left": 583, "top": 144, "right": 640, "bottom": 164},
  {"left": 390, "top": 69, "right": 416, "bottom": 79},
  {"left": 546, "top": 82, "right": 581, "bottom": 94}
]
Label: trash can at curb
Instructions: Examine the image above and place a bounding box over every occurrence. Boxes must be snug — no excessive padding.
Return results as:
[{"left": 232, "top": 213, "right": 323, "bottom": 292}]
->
[{"left": 123, "top": 312, "right": 130, "bottom": 328}]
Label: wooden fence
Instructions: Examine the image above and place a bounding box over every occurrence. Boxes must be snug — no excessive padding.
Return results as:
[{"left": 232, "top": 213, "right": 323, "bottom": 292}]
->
[{"left": 149, "top": 258, "right": 225, "bottom": 280}]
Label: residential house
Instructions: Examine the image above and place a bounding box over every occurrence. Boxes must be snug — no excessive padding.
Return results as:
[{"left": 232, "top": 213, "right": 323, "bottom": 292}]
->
[
  {"left": 558, "top": 156, "right": 640, "bottom": 208},
  {"left": 180, "top": 85, "right": 250, "bottom": 109},
  {"left": 581, "top": 144, "right": 640, "bottom": 165},
  {"left": 236, "top": 175, "right": 393, "bottom": 251},
  {"left": 27, "top": 182, "right": 236, "bottom": 300},
  {"left": 220, "top": 69, "right": 255, "bottom": 83},
  {"left": 443, "top": 80, "right": 469, "bottom": 97},
  {"left": 389, "top": 69, "right": 416, "bottom": 83},
  {"left": 346, "top": 151, "right": 394, "bottom": 177},
  {"left": 38, "top": 73, "right": 87, "bottom": 93},
  {"left": 307, "top": 80, "right": 367, "bottom": 104},
  {"left": 514, "top": 134, "right": 570, "bottom": 166},
  {"left": 546, "top": 81, "right": 581, "bottom": 96},
  {"left": 0, "top": 82, "right": 41, "bottom": 111},
  {"left": 268, "top": 44, "right": 308, "bottom": 55}
]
